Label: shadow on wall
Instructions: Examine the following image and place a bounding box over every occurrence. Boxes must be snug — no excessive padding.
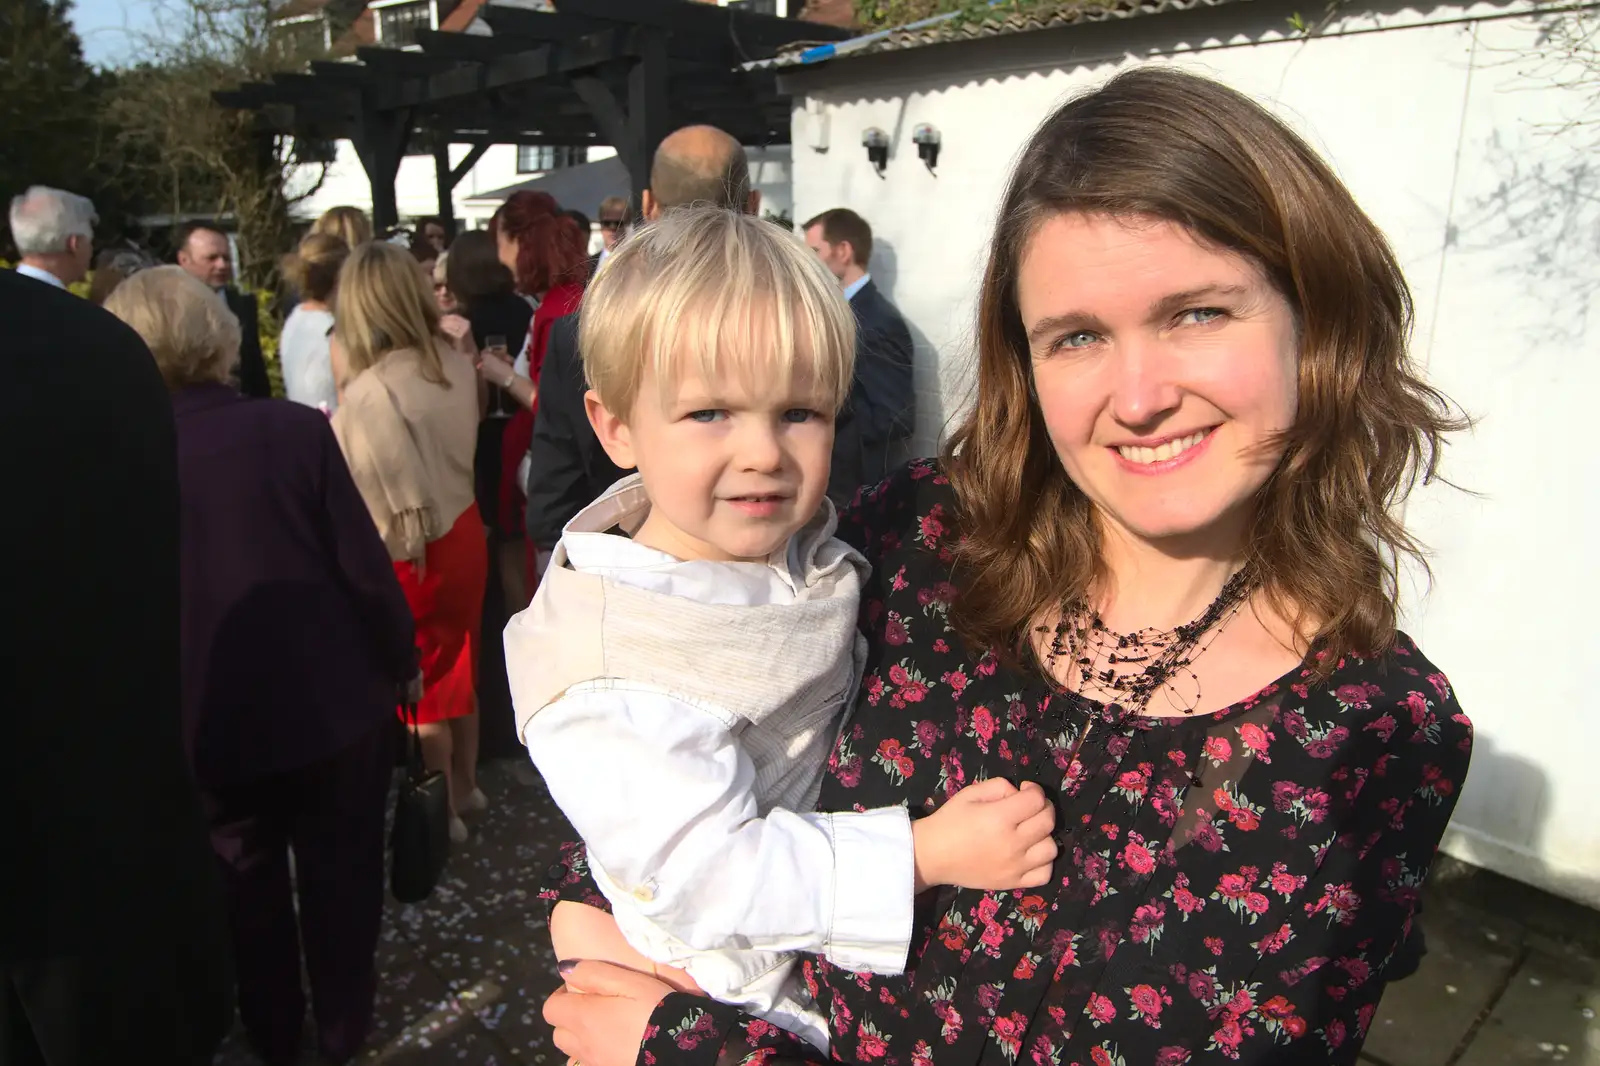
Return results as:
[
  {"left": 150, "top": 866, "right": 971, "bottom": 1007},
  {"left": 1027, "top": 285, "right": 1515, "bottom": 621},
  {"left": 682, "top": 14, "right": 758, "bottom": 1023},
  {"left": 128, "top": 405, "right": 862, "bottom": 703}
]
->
[
  {"left": 1450, "top": 133, "right": 1600, "bottom": 348},
  {"left": 870, "top": 237, "right": 949, "bottom": 458},
  {"left": 871, "top": 233, "right": 899, "bottom": 296},
  {"left": 1441, "top": 726, "right": 1597, "bottom": 905}
]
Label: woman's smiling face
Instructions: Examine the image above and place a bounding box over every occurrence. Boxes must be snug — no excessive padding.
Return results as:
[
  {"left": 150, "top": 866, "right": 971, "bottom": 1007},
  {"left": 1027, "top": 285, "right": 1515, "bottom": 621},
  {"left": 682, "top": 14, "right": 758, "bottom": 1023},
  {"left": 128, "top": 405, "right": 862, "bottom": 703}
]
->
[{"left": 1017, "top": 212, "right": 1300, "bottom": 551}]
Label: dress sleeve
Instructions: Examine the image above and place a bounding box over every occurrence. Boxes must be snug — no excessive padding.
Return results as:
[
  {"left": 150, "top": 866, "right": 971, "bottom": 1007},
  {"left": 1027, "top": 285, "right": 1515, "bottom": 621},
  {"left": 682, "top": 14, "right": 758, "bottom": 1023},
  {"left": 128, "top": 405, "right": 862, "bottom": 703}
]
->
[
  {"left": 640, "top": 994, "right": 831, "bottom": 1066},
  {"left": 1183, "top": 703, "right": 1472, "bottom": 1063}
]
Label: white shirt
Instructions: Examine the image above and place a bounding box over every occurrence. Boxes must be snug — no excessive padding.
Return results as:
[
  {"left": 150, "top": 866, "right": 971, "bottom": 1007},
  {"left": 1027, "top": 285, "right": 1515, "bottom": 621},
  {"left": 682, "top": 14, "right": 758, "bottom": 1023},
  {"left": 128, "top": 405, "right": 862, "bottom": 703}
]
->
[
  {"left": 843, "top": 272, "right": 871, "bottom": 303},
  {"left": 516, "top": 524, "right": 914, "bottom": 1051},
  {"left": 15, "top": 263, "right": 66, "bottom": 289},
  {"left": 278, "top": 306, "right": 339, "bottom": 413}
]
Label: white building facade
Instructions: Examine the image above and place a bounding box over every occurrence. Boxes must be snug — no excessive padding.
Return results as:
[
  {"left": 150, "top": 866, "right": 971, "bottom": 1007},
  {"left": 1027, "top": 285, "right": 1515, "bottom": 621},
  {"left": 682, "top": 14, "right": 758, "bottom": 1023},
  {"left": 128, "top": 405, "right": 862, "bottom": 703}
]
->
[{"left": 777, "top": 0, "right": 1600, "bottom": 905}]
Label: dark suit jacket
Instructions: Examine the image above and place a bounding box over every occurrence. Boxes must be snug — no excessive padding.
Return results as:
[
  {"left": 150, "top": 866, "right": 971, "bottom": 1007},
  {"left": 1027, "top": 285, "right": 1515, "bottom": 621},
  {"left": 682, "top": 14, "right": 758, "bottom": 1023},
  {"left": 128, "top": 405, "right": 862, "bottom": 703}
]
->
[
  {"left": 830, "top": 279, "right": 915, "bottom": 506},
  {"left": 173, "top": 385, "right": 416, "bottom": 787},
  {"left": 224, "top": 286, "right": 272, "bottom": 399},
  {"left": 0, "top": 272, "right": 233, "bottom": 1065},
  {"left": 523, "top": 312, "right": 629, "bottom": 552}
]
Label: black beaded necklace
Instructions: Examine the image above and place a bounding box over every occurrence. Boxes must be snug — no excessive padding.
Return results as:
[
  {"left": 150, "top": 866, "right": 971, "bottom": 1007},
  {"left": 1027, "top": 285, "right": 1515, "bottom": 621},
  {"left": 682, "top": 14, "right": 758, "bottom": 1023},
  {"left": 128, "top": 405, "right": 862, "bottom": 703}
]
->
[{"left": 1042, "top": 568, "right": 1254, "bottom": 717}]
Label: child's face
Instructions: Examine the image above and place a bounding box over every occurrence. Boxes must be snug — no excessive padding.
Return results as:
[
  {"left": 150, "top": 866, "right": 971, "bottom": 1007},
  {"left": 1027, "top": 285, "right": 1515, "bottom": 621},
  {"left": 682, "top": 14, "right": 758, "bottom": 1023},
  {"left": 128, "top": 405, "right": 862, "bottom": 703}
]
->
[{"left": 587, "top": 363, "right": 836, "bottom": 563}]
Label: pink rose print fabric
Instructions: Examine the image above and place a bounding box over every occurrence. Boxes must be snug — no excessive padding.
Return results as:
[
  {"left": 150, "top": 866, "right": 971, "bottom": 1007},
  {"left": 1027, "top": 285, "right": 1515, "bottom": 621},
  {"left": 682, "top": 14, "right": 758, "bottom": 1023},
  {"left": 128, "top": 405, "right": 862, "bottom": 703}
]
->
[{"left": 542, "top": 460, "right": 1471, "bottom": 1066}]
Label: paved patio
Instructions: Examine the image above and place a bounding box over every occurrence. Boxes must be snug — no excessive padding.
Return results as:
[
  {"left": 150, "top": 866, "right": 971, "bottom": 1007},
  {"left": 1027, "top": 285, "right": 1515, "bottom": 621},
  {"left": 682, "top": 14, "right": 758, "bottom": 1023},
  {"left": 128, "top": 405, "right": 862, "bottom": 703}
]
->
[{"left": 213, "top": 758, "right": 1600, "bottom": 1066}]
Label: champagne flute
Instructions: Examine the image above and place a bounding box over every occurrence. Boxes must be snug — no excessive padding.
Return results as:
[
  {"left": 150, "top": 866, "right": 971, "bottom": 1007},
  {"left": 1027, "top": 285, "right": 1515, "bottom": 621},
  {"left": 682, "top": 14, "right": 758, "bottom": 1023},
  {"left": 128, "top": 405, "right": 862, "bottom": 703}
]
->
[{"left": 484, "top": 334, "right": 510, "bottom": 413}]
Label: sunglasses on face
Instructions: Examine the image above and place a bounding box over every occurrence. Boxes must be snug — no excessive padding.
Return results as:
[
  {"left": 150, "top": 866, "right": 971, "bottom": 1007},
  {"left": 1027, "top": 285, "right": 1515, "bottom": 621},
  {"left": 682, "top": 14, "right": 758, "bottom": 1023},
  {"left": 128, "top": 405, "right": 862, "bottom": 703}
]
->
[{"left": 599, "top": 219, "right": 623, "bottom": 230}]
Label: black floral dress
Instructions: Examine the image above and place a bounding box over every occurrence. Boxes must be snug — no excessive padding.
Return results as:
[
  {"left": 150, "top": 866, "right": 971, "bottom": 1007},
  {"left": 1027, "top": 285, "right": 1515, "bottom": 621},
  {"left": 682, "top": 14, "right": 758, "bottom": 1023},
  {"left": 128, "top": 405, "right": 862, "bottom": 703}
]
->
[{"left": 543, "top": 460, "right": 1472, "bottom": 1066}]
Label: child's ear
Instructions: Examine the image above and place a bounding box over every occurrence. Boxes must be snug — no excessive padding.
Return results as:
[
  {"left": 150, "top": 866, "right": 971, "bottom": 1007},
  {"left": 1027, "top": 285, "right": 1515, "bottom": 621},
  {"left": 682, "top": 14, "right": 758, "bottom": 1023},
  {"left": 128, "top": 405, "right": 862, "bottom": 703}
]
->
[{"left": 585, "top": 390, "right": 638, "bottom": 471}]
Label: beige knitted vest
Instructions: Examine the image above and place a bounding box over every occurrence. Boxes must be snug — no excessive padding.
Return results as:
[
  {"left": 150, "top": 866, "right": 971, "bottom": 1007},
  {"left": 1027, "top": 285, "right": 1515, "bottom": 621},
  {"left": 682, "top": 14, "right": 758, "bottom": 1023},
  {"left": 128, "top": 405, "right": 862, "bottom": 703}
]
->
[{"left": 506, "top": 475, "right": 868, "bottom": 812}]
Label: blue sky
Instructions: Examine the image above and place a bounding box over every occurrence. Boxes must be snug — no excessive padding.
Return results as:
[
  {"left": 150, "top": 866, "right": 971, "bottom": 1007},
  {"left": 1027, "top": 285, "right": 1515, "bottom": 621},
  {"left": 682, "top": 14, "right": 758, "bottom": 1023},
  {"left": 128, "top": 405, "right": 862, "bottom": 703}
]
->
[{"left": 71, "top": 0, "right": 156, "bottom": 67}]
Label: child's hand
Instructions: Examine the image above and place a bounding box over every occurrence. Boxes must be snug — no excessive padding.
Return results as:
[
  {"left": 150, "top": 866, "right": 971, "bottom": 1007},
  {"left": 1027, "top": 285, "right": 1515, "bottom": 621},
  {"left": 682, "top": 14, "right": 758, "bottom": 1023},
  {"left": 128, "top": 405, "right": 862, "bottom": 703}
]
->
[{"left": 912, "top": 777, "right": 1057, "bottom": 893}]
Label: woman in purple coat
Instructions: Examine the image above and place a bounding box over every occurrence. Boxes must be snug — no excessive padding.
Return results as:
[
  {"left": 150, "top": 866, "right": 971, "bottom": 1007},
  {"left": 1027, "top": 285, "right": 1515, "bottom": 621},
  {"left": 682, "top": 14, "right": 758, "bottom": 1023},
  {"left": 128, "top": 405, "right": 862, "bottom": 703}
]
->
[{"left": 105, "top": 267, "right": 420, "bottom": 1066}]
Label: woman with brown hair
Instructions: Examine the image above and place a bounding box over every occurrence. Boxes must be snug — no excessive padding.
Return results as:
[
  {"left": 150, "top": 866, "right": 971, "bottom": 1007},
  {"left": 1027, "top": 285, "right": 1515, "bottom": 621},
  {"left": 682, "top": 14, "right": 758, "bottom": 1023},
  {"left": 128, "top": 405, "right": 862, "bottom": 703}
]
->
[
  {"left": 541, "top": 67, "right": 1472, "bottom": 1065},
  {"left": 446, "top": 228, "right": 536, "bottom": 611},
  {"left": 333, "top": 241, "right": 488, "bottom": 844}
]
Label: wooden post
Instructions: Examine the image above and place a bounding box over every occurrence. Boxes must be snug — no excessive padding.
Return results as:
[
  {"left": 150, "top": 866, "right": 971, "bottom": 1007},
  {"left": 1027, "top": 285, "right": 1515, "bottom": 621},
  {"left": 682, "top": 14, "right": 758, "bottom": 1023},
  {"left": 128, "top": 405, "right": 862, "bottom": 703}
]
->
[
  {"left": 571, "top": 28, "right": 674, "bottom": 219},
  {"left": 352, "top": 101, "right": 411, "bottom": 233},
  {"left": 626, "top": 30, "right": 670, "bottom": 215},
  {"left": 432, "top": 138, "right": 456, "bottom": 237}
]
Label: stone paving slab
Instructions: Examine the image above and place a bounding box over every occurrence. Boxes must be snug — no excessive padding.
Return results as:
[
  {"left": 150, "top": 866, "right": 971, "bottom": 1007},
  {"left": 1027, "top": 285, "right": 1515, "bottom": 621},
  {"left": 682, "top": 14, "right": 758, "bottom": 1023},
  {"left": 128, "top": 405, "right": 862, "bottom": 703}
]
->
[
  {"left": 1362, "top": 902, "right": 1524, "bottom": 1066},
  {"left": 1456, "top": 943, "right": 1600, "bottom": 1066}
]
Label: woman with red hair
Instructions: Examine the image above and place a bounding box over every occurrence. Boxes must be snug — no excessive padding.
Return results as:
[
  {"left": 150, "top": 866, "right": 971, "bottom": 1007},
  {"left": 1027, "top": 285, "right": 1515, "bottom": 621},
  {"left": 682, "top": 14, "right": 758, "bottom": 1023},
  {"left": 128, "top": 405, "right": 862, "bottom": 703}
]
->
[{"left": 477, "top": 190, "right": 589, "bottom": 607}]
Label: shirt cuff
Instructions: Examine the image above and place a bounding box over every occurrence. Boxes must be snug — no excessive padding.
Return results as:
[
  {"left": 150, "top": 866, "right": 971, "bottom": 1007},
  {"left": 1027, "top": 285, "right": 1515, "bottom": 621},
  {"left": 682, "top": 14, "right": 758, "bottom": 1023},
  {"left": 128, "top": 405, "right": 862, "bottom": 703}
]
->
[
  {"left": 538, "top": 840, "right": 613, "bottom": 925},
  {"left": 823, "top": 806, "right": 915, "bottom": 974}
]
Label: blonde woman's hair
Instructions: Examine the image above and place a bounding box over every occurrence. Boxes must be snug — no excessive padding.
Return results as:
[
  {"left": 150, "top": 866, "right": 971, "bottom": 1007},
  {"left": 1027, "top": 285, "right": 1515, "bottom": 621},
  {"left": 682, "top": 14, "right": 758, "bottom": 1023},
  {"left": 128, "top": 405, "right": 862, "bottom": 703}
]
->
[
  {"left": 580, "top": 206, "right": 855, "bottom": 418},
  {"left": 334, "top": 241, "right": 451, "bottom": 386},
  {"left": 103, "top": 265, "right": 241, "bottom": 390},
  {"left": 313, "top": 205, "right": 372, "bottom": 249},
  {"left": 283, "top": 231, "right": 349, "bottom": 303}
]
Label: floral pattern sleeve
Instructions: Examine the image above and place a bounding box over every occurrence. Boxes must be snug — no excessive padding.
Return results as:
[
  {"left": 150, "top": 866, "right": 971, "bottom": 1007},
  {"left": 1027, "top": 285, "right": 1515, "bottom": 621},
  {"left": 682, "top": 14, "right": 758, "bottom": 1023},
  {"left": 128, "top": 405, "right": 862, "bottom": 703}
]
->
[{"left": 539, "top": 839, "right": 612, "bottom": 918}]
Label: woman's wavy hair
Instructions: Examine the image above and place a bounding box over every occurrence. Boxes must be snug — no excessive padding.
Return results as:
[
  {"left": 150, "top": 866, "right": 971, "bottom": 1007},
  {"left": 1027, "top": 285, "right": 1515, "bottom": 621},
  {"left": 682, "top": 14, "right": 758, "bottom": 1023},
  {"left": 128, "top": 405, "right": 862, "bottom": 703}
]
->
[
  {"left": 445, "top": 229, "right": 516, "bottom": 309},
  {"left": 490, "top": 191, "right": 588, "bottom": 295},
  {"left": 313, "top": 205, "right": 372, "bottom": 249},
  {"left": 943, "top": 66, "right": 1466, "bottom": 675},
  {"left": 103, "top": 266, "right": 241, "bottom": 390},
  {"left": 334, "top": 241, "right": 451, "bottom": 387},
  {"left": 282, "top": 231, "right": 349, "bottom": 303}
]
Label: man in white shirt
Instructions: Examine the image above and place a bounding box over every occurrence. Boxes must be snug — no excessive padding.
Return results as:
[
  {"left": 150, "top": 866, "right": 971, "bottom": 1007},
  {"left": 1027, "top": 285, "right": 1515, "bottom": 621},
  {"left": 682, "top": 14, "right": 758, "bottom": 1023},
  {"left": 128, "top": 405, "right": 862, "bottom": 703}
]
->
[{"left": 8, "top": 186, "right": 96, "bottom": 290}]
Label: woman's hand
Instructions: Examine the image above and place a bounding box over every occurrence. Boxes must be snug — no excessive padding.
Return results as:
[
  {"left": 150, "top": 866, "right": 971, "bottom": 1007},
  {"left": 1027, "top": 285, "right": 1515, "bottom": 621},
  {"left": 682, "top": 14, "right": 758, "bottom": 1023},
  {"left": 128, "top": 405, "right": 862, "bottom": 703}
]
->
[
  {"left": 438, "top": 313, "right": 478, "bottom": 359},
  {"left": 477, "top": 349, "right": 517, "bottom": 390},
  {"left": 544, "top": 961, "right": 679, "bottom": 1066}
]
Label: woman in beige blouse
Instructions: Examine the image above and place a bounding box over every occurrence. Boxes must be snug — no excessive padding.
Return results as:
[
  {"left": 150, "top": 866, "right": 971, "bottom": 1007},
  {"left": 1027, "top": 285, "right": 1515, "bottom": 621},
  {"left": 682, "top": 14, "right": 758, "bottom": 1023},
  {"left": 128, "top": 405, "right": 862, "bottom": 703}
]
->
[{"left": 332, "top": 241, "right": 489, "bottom": 843}]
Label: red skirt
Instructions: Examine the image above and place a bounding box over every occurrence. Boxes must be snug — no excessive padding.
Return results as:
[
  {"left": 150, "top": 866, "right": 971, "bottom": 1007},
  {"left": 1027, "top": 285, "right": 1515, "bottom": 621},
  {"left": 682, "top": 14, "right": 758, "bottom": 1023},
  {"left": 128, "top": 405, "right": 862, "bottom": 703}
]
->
[{"left": 394, "top": 504, "right": 489, "bottom": 725}]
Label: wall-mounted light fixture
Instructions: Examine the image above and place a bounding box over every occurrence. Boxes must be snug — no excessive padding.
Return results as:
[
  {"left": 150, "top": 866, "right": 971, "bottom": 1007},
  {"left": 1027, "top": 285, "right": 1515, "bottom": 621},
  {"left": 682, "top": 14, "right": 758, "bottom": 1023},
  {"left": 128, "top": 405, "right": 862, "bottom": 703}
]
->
[
  {"left": 912, "top": 124, "right": 941, "bottom": 174},
  {"left": 862, "top": 127, "right": 889, "bottom": 177},
  {"left": 806, "top": 98, "right": 829, "bottom": 152}
]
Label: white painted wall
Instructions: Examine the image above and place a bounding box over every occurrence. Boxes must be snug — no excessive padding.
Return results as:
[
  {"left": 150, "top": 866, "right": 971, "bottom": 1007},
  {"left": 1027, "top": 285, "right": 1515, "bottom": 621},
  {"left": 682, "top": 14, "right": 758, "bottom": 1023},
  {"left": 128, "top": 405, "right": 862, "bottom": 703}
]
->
[{"left": 784, "top": 3, "right": 1600, "bottom": 905}]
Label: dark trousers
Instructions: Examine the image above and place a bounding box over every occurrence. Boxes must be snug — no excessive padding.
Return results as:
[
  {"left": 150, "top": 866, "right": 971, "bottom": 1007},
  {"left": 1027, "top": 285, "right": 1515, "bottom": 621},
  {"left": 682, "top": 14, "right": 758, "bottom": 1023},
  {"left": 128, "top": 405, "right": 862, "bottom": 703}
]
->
[{"left": 202, "top": 722, "right": 394, "bottom": 1064}]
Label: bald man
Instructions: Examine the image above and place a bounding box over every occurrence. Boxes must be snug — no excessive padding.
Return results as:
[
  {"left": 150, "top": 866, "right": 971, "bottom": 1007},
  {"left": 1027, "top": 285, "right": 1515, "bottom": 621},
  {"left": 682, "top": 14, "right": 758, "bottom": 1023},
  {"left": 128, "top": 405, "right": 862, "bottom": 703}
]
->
[
  {"left": 640, "top": 124, "right": 762, "bottom": 221},
  {"left": 522, "top": 125, "right": 760, "bottom": 559}
]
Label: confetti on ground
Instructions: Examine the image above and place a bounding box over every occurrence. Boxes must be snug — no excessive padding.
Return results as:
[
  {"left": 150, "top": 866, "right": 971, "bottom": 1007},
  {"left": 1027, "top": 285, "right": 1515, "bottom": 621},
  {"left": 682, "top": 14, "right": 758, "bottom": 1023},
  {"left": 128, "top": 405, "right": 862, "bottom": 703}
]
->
[{"left": 212, "top": 759, "right": 569, "bottom": 1066}]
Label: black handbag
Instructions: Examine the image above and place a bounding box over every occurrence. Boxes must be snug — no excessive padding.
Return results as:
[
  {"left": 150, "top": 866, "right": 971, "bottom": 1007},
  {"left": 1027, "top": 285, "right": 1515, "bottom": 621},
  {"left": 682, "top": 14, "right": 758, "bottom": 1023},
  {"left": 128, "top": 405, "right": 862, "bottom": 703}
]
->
[{"left": 390, "top": 703, "right": 451, "bottom": 903}]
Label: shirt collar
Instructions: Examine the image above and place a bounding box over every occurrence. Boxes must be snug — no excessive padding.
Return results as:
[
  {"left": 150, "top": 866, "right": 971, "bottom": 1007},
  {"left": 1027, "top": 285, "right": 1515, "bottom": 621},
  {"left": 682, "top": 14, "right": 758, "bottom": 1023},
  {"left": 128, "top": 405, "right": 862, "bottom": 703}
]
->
[
  {"left": 558, "top": 474, "right": 802, "bottom": 596},
  {"left": 15, "top": 263, "right": 66, "bottom": 289},
  {"left": 842, "top": 273, "right": 871, "bottom": 302}
]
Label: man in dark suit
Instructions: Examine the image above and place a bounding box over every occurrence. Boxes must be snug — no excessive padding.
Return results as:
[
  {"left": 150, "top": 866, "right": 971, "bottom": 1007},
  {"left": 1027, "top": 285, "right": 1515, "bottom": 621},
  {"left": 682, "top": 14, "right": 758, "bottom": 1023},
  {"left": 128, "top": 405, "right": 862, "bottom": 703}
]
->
[
  {"left": 524, "top": 125, "right": 761, "bottom": 553},
  {"left": 175, "top": 220, "right": 271, "bottom": 398},
  {"left": 803, "top": 207, "right": 916, "bottom": 506},
  {"left": 0, "top": 270, "right": 233, "bottom": 1065}
]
